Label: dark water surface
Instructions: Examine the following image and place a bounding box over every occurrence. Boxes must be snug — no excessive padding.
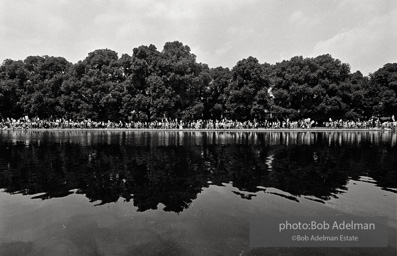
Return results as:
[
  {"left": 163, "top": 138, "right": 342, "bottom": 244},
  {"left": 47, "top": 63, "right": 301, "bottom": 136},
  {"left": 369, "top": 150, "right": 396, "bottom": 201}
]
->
[{"left": 0, "top": 130, "right": 396, "bottom": 256}]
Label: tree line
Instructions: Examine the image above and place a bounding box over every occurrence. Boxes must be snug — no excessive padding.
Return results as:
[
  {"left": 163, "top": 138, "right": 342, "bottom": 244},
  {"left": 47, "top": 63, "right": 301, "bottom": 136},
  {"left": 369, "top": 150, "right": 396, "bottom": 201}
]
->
[{"left": 1, "top": 41, "right": 396, "bottom": 122}]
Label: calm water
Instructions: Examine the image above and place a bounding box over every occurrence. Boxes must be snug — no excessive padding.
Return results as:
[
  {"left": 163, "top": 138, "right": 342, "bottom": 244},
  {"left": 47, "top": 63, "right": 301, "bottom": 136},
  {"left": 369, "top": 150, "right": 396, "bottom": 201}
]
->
[{"left": 0, "top": 130, "right": 396, "bottom": 256}]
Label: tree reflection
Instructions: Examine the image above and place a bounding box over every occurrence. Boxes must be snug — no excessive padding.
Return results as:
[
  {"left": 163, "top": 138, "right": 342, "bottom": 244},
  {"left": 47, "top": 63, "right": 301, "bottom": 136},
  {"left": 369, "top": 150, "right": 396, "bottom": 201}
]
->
[{"left": 0, "top": 131, "right": 396, "bottom": 213}]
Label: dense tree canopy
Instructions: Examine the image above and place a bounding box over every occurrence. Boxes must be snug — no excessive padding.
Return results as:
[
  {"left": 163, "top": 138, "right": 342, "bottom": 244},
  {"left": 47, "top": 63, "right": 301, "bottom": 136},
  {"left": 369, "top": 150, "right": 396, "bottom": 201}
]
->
[
  {"left": 226, "top": 57, "right": 271, "bottom": 121},
  {"left": 0, "top": 41, "right": 396, "bottom": 122}
]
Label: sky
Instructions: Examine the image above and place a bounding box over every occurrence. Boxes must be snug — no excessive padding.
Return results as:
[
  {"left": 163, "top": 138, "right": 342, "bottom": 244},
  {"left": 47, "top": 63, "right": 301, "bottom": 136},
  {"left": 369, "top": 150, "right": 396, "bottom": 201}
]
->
[{"left": 0, "top": 0, "right": 396, "bottom": 75}]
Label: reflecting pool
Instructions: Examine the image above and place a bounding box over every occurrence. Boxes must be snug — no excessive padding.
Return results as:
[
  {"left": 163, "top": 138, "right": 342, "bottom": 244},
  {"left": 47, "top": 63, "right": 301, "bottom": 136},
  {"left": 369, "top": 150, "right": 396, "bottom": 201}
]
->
[{"left": 0, "top": 130, "right": 396, "bottom": 255}]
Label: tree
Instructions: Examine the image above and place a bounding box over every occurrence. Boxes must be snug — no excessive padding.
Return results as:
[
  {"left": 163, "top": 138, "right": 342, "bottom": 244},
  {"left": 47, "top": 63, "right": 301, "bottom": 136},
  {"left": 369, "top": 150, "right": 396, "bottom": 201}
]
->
[
  {"left": 369, "top": 63, "right": 397, "bottom": 117},
  {"left": 127, "top": 44, "right": 165, "bottom": 121},
  {"left": 21, "top": 56, "right": 72, "bottom": 118},
  {"left": 203, "top": 67, "right": 231, "bottom": 120},
  {"left": 0, "top": 42, "right": 396, "bottom": 123},
  {"left": 271, "top": 54, "right": 354, "bottom": 121},
  {"left": 158, "top": 41, "right": 205, "bottom": 120},
  {"left": 225, "top": 56, "right": 271, "bottom": 121},
  {"left": 70, "top": 49, "right": 123, "bottom": 121},
  {"left": 0, "top": 59, "right": 28, "bottom": 118}
]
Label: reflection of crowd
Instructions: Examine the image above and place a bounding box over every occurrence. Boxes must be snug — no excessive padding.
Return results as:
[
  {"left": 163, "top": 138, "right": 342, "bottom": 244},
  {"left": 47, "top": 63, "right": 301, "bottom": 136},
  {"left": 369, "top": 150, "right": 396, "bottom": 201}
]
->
[{"left": 0, "top": 117, "right": 396, "bottom": 130}]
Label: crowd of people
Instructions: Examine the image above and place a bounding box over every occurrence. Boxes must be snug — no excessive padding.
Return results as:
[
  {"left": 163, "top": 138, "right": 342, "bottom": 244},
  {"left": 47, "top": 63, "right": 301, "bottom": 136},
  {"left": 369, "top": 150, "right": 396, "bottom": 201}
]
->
[
  {"left": 324, "top": 118, "right": 396, "bottom": 129},
  {"left": 0, "top": 116, "right": 396, "bottom": 130},
  {"left": 0, "top": 117, "right": 318, "bottom": 130}
]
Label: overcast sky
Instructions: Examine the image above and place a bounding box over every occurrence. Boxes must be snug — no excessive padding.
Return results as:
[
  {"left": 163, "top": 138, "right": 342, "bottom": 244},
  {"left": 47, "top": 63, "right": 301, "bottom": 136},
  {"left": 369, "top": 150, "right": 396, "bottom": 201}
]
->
[{"left": 0, "top": 0, "right": 396, "bottom": 75}]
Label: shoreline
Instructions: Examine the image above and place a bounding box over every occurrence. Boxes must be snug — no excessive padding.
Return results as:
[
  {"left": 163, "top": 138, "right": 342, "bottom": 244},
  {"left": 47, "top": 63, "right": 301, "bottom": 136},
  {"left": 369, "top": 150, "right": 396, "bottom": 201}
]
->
[{"left": 0, "top": 127, "right": 394, "bottom": 132}]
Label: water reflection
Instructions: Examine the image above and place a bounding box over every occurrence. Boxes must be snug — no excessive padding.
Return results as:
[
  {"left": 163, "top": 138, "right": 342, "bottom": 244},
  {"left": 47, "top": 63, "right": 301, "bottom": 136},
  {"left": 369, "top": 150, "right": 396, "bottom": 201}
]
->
[
  {"left": 1, "top": 130, "right": 396, "bottom": 147},
  {"left": 0, "top": 131, "right": 396, "bottom": 213}
]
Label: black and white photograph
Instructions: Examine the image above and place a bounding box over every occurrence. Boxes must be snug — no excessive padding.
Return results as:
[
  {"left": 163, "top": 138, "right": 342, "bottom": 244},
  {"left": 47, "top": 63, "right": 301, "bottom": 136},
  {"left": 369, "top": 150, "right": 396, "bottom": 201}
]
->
[{"left": 0, "top": 0, "right": 396, "bottom": 255}]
